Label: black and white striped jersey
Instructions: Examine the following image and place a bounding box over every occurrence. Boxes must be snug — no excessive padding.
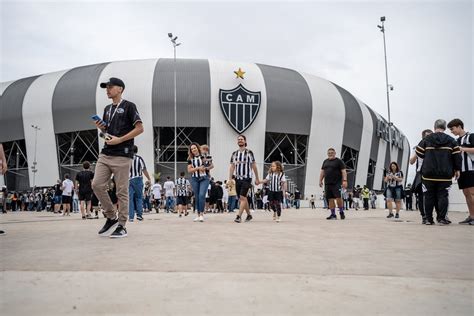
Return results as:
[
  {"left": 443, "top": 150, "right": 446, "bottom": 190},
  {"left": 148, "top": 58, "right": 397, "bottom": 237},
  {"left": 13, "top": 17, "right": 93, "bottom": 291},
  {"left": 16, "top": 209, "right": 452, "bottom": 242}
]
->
[
  {"left": 458, "top": 132, "right": 474, "bottom": 172},
  {"left": 129, "top": 154, "right": 146, "bottom": 179},
  {"left": 188, "top": 156, "right": 206, "bottom": 177},
  {"left": 175, "top": 177, "right": 190, "bottom": 197},
  {"left": 202, "top": 154, "right": 213, "bottom": 175},
  {"left": 230, "top": 149, "right": 255, "bottom": 180},
  {"left": 265, "top": 172, "right": 286, "bottom": 191}
]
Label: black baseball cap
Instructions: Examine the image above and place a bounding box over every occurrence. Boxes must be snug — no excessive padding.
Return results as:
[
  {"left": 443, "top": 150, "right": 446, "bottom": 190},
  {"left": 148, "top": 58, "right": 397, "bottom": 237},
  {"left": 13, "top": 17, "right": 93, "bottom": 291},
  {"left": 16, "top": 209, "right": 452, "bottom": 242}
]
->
[{"left": 100, "top": 77, "right": 125, "bottom": 89}]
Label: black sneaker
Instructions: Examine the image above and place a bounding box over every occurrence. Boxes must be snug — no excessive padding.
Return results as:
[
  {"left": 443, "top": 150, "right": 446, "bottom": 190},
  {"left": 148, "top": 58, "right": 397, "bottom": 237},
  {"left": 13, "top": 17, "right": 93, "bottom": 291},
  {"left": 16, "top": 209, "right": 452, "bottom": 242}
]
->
[
  {"left": 326, "top": 214, "right": 337, "bottom": 220},
  {"left": 387, "top": 213, "right": 394, "bottom": 218},
  {"left": 459, "top": 216, "right": 474, "bottom": 225},
  {"left": 245, "top": 215, "right": 253, "bottom": 222},
  {"left": 234, "top": 216, "right": 241, "bottom": 223},
  {"left": 110, "top": 225, "right": 127, "bottom": 238},
  {"left": 438, "top": 219, "right": 451, "bottom": 226},
  {"left": 82, "top": 216, "right": 86, "bottom": 220},
  {"left": 422, "top": 218, "right": 427, "bottom": 225},
  {"left": 395, "top": 213, "right": 399, "bottom": 219},
  {"left": 339, "top": 212, "right": 345, "bottom": 220},
  {"left": 137, "top": 216, "right": 143, "bottom": 221},
  {"left": 98, "top": 218, "right": 118, "bottom": 236},
  {"left": 0, "top": 230, "right": 5, "bottom": 235}
]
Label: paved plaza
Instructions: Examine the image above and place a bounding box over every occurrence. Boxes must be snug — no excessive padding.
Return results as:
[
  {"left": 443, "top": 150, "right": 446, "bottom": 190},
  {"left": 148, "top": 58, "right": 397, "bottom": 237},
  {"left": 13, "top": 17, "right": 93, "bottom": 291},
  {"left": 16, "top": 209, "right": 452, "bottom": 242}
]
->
[{"left": 1, "top": 208, "right": 473, "bottom": 315}]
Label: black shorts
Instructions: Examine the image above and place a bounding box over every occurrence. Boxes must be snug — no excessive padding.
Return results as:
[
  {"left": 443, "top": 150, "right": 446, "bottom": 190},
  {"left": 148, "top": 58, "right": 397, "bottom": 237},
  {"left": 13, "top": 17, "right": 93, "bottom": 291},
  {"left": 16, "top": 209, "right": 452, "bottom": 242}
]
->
[
  {"left": 78, "top": 191, "right": 92, "bottom": 201},
  {"left": 91, "top": 193, "right": 99, "bottom": 207},
  {"left": 236, "top": 178, "right": 252, "bottom": 197},
  {"left": 458, "top": 171, "right": 474, "bottom": 190},
  {"left": 325, "top": 184, "right": 342, "bottom": 199},
  {"left": 268, "top": 191, "right": 283, "bottom": 203},
  {"left": 176, "top": 196, "right": 188, "bottom": 206},
  {"left": 62, "top": 195, "right": 72, "bottom": 204}
]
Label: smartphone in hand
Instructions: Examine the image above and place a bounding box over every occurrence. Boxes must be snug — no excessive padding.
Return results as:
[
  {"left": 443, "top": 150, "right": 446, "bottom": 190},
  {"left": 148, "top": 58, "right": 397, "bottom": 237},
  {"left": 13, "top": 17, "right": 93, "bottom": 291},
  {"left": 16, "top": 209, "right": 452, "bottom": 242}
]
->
[{"left": 91, "top": 115, "right": 107, "bottom": 126}]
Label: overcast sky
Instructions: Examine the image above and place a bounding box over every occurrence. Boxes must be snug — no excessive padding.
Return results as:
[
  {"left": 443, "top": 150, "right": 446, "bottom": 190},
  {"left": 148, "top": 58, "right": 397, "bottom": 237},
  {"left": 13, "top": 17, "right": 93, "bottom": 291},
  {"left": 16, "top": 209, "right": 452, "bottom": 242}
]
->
[{"left": 1, "top": 0, "right": 472, "bottom": 179}]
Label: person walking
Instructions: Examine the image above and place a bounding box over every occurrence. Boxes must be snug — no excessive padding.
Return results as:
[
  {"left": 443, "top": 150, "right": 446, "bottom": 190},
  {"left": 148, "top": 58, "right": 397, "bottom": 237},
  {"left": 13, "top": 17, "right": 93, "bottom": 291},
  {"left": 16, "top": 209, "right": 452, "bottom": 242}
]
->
[
  {"left": 310, "top": 195, "right": 316, "bottom": 209},
  {"left": 448, "top": 118, "right": 474, "bottom": 225},
  {"left": 163, "top": 176, "right": 175, "bottom": 213},
  {"left": 385, "top": 162, "right": 404, "bottom": 219},
  {"left": 128, "top": 145, "right": 151, "bottom": 222},
  {"left": 227, "top": 175, "right": 237, "bottom": 212},
  {"left": 92, "top": 77, "right": 144, "bottom": 238},
  {"left": 261, "top": 161, "right": 286, "bottom": 222},
  {"left": 352, "top": 185, "right": 361, "bottom": 210},
  {"left": 0, "top": 144, "right": 7, "bottom": 235},
  {"left": 319, "top": 148, "right": 348, "bottom": 220},
  {"left": 61, "top": 174, "right": 74, "bottom": 216},
  {"left": 410, "top": 129, "right": 433, "bottom": 224},
  {"left": 416, "top": 119, "right": 462, "bottom": 225},
  {"left": 175, "top": 171, "right": 191, "bottom": 217},
  {"left": 361, "top": 185, "right": 370, "bottom": 210},
  {"left": 188, "top": 142, "right": 210, "bottom": 222},
  {"left": 151, "top": 181, "right": 162, "bottom": 213},
  {"left": 143, "top": 181, "right": 152, "bottom": 213},
  {"left": 75, "top": 161, "right": 95, "bottom": 219},
  {"left": 230, "top": 135, "right": 261, "bottom": 223}
]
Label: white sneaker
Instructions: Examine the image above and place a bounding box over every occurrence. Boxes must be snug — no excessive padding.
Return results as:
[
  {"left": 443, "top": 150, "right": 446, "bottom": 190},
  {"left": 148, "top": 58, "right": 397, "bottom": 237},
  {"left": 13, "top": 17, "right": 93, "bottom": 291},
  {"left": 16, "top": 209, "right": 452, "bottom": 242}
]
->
[
  {"left": 276, "top": 217, "right": 281, "bottom": 222},
  {"left": 193, "top": 217, "right": 200, "bottom": 222},
  {"left": 199, "top": 215, "right": 204, "bottom": 222},
  {"left": 273, "top": 213, "right": 276, "bottom": 220}
]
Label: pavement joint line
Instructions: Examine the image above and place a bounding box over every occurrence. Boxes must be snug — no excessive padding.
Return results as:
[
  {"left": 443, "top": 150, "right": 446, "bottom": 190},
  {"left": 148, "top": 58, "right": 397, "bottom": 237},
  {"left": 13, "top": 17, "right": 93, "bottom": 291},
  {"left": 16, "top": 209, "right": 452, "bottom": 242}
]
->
[{"left": 2, "top": 270, "right": 473, "bottom": 281}]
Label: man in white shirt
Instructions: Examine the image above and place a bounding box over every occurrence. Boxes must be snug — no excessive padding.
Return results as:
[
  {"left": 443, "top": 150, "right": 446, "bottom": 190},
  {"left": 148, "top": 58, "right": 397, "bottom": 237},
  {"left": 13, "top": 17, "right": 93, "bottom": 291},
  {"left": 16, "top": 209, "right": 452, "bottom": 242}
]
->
[
  {"left": 163, "top": 176, "right": 175, "bottom": 213},
  {"left": 151, "top": 181, "right": 162, "bottom": 213},
  {"left": 61, "top": 174, "right": 74, "bottom": 216}
]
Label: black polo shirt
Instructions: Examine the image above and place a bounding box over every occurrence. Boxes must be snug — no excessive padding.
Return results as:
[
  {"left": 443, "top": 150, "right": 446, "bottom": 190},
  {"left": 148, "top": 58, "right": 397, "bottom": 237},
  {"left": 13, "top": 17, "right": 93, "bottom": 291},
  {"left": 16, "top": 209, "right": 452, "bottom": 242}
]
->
[{"left": 101, "top": 99, "right": 142, "bottom": 158}]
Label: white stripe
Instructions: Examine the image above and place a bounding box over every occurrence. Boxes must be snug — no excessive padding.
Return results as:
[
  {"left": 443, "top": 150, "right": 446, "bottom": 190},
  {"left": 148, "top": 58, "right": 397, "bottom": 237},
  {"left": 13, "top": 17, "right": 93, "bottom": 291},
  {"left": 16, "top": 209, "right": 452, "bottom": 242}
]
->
[
  {"left": 300, "top": 73, "right": 345, "bottom": 198},
  {"left": 22, "top": 71, "right": 67, "bottom": 187},
  {"left": 208, "top": 60, "right": 267, "bottom": 183},
  {"left": 354, "top": 99, "right": 373, "bottom": 187},
  {"left": 401, "top": 136, "right": 410, "bottom": 186},
  {"left": 96, "top": 59, "right": 158, "bottom": 179},
  {"left": 373, "top": 137, "right": 387, "bottom": 191}
]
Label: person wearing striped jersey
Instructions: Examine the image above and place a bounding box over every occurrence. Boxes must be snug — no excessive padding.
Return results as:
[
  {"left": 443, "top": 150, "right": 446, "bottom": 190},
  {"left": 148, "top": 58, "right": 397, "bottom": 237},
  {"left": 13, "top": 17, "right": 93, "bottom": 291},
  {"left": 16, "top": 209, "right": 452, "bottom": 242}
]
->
[
  {"left": 261, "top": 161, "right": 286, "bottom": 222},
  {"left": 187, "top": 143, "right": 211, "bottom": 222},
  {"left": 128, "top": 146, "right": 151, "bottom": 222},
  {"left": 229, "top": 135, "right": 261, "bottom": 223},
  {"left": 175, "top": 171, "right": 191, "bottom": 217},
  {"left": 448, "top": 118, "right": 474, "bottom": 225},
  {"left": 416, "top": 119, "right": 462, "bottom": 225}
]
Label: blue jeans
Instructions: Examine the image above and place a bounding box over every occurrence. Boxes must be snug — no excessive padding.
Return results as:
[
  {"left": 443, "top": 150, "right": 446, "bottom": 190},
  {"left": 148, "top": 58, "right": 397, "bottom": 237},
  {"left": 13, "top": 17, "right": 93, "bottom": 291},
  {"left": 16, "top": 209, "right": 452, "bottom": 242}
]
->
[
  {"left": 129, "top": 177, "right": 144, "bottom": 220},
  {"left": 190, "top": 175, "right": 210, "bottom": 214},
  {"left": 143, "top": 196, "right": 151, "bottom": 211},
  {"left": 295, "top": 199, "right": 300, "bottom": 209},
  {"left": 165, "top": 196, "right": 175, "bottom": 211},
  {"left": 227, "top": 195, "right": 237, "bottom": 212}
]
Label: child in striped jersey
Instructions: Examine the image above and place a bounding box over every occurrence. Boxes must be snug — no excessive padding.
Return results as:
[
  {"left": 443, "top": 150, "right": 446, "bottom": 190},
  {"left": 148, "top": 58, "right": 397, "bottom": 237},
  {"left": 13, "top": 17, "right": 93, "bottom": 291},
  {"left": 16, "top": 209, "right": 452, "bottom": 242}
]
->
[{"left": 261, "top": 161, "right": 286, "bottom": 222}]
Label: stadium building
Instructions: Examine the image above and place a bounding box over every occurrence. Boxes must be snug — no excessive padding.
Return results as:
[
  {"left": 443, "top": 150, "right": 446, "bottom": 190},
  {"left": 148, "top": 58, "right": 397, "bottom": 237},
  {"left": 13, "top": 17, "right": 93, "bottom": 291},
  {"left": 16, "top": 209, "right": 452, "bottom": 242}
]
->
[{"left": 0, "top": 59, "right": 410, "bottom": 197}]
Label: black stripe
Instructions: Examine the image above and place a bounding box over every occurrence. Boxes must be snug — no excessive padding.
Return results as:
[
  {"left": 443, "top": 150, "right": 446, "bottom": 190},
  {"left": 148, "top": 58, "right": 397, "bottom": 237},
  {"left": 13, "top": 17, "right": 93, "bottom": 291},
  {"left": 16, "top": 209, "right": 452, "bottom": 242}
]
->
[
  {"left": 0, "top": 76, "right": 40, "bottom": 142},
  {"left": 52, "top": 63, "right": 109, "bottom": 134},
  {"left": 332, "top": 83, "right": 363, "bottom": 152}
]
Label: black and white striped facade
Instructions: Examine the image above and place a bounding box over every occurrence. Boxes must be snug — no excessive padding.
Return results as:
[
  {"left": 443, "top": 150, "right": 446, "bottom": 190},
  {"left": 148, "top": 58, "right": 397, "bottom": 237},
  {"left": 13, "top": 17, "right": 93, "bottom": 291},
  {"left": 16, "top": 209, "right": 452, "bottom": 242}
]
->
[{"left": 0, "top": 58, "right": 410, "bottom": 196}]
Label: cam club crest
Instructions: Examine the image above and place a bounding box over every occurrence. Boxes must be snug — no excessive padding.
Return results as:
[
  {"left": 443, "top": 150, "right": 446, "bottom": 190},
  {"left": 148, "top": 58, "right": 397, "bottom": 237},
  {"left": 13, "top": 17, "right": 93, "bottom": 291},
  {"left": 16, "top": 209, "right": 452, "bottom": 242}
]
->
[{"left": 219, "top": 84, "right": 261, "bottom": 134}]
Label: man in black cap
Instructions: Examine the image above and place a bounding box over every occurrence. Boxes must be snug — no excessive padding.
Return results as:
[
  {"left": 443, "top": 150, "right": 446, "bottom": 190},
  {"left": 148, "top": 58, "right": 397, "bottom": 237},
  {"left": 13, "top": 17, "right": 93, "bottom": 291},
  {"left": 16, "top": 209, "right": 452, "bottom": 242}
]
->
[{"left": 92, "top": 77, "right": 143, "bottom": 238}]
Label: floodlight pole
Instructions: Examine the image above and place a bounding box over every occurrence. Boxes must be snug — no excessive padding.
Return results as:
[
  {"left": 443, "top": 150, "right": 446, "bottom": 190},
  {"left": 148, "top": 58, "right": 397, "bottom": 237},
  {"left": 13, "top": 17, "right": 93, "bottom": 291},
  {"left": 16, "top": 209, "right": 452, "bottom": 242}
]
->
[{"left": 378, "top": 17, "right": 393, "bottom": 163}]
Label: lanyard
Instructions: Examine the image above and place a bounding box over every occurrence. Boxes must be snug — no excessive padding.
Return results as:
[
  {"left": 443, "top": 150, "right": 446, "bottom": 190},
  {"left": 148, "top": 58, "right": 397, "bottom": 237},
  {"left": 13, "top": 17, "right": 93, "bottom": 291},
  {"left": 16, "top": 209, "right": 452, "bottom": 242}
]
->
[{"left": 107, "top": 100, "right": 123, "bottom": 128}]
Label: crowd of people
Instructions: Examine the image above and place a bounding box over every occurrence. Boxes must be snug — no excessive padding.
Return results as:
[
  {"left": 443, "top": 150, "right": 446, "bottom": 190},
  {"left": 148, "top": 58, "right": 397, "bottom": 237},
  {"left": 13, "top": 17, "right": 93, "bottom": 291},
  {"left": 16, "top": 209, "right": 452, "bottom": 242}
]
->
[{"left": 1, "top": 77, "right": 472, "bottom": 238}]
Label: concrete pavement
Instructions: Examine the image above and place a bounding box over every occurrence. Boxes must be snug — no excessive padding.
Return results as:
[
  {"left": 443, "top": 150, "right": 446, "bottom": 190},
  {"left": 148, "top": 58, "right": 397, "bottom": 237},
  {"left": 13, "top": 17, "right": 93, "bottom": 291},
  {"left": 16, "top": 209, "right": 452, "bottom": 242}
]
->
[{"left": 0, "top": 208, "right": 473, "bottom": 315}]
